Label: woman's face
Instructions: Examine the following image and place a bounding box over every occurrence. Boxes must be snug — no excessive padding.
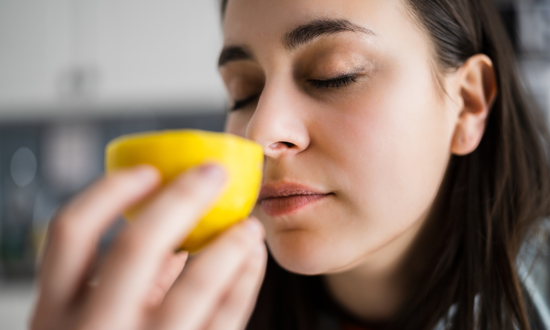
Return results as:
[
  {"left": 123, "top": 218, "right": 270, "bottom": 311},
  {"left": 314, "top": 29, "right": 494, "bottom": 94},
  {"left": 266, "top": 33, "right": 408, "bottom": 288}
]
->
[{"left": 220, "top": 0, "right": 460, "bottom": 275}]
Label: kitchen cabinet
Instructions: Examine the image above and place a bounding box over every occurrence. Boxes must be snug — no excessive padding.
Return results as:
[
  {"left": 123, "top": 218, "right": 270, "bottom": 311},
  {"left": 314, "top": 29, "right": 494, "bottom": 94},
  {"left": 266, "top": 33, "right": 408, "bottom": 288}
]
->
[{"left": 0, "top": 0, "right": 226, "bottom": 120}]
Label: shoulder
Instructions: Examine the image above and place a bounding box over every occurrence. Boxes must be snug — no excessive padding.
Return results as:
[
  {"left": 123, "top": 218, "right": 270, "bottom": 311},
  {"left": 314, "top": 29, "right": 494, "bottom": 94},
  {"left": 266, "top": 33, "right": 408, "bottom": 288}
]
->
[
  {"left": 517, "top": 218, "right": 550, "bottom": 329},
  {"left": 433, "top": 219, "right": 550, "bottom": 330}
]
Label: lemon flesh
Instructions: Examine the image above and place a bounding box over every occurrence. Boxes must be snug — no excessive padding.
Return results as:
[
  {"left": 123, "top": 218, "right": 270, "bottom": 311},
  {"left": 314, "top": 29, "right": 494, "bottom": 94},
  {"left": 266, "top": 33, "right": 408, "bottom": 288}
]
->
[{"left": 105, "top": 130, "right": 263, "bottom": 252}]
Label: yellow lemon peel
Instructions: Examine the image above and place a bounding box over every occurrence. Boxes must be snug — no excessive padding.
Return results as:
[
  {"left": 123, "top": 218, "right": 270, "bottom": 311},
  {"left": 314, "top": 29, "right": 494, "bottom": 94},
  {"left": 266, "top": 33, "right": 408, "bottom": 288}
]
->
[{"left": 105, "top": 130, "right": 263, "bottom": 253}]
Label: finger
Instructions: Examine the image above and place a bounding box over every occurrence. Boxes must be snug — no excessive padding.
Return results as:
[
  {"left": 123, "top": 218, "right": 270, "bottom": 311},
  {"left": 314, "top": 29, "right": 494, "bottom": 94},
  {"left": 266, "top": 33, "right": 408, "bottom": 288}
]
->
[
  {"left": 35, "top": 166, "right": 160, "bottom": 315},
  {"left": 204, "top": 243, "right": 267, "bottom": 330},
  {"left": 84, "top": 251, "right": 188, "bottom": 305},
  {"left": 154, "top": 217, "right": 264, "bottom": 330},
  {"left": 80, "top": 164, "right": 227, "bottom": 328},
  {"left": 144, "top": 251, "right": 188, "bottom": 309}
]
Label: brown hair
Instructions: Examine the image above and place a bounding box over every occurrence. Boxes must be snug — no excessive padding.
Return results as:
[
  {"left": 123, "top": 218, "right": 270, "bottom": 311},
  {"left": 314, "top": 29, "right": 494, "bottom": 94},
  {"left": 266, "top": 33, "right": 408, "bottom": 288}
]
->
[{"left": 220, "top": 0, "right": 550, "bottom": 329}]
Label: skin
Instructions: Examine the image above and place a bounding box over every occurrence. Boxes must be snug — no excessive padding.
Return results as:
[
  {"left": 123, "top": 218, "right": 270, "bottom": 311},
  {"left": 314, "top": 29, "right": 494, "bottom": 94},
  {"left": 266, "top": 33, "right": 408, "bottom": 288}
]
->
[
  {"left": 30, "top": 0, "right": 496, "bottom": 328},
  {"left": 222, "top": 0, "right": 496, "bottom": 323},
  {"left": 30, "top": 164, "right": 268, "bottom": 330}
]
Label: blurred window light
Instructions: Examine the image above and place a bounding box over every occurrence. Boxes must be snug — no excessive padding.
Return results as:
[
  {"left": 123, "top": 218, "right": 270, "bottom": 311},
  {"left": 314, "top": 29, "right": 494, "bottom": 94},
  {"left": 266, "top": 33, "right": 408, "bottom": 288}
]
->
[
  {"left": 10, "top": 147, "right": 37, "bottom": 188},
  {"left": 43, "top": 123, "right": 101, "bottom": 193}
]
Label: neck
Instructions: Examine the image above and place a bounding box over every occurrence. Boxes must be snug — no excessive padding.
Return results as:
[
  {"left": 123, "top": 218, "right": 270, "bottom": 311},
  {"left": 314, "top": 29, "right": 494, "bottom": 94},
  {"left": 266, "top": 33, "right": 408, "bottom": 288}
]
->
[
  {"left": 322, "top": 203, "right": 446, "bottom": 324},
  {"left": 322, "top": 167, "right": 453, "bottom": 325},
  {"left": 322, "top": 222, "right": 422, "bottom": 323}
]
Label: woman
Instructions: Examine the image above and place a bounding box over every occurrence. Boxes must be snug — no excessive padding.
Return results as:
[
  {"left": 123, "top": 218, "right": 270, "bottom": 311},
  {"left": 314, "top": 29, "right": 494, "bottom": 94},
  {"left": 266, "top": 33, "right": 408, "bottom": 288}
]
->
[{"left": 30, "top": 0, "right": 550, "bottom": 329}]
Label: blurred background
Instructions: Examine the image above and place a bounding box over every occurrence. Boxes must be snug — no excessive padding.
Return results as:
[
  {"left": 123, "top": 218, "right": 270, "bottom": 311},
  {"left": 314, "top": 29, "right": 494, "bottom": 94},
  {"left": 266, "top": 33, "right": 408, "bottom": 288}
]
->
[{"left": 0, "top": 0, "right": 549, "bottom": 328}]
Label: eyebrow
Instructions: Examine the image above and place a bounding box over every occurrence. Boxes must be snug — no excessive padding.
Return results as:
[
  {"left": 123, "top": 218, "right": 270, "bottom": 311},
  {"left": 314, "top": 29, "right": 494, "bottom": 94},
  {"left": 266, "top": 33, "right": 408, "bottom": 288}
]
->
[
  {"left": 283, "top": 18, "right": 376, "bottom": 50},
  {"left": 217, "top": 45, "right": 254, "bottom": 67},
  {"left": 218, "top": 18, "right": 376, "bottom": 67}
]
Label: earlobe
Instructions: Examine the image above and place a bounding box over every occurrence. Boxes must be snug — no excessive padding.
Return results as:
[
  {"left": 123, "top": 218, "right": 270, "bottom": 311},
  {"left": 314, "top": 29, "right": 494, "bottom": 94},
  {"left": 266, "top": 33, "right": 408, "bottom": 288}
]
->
[{"left": 450, "top": 54, "right": 497, "bottom": 156}]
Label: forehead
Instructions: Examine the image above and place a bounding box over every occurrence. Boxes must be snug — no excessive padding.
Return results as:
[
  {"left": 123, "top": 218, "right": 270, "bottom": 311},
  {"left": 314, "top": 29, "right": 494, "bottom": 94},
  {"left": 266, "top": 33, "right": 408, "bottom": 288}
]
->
[
  {"left": 222, "top": 0, "right": 411, "bottom": 45},
  {"left": 220, "top": 0, "right": 436, "bottom": 71}
]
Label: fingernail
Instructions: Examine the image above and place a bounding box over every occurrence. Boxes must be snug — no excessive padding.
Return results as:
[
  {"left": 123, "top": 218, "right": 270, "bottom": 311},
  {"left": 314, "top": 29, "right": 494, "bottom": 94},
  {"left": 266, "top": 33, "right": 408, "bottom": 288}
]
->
[
  {"left": 245, "top": 218, "right": 263, "bottom": 236},
  {"left": 134, "top": 165, "right": 158, "bottom": 183},
  {"left": 199, "top": 164, "right": 226, "bottom": 181}
]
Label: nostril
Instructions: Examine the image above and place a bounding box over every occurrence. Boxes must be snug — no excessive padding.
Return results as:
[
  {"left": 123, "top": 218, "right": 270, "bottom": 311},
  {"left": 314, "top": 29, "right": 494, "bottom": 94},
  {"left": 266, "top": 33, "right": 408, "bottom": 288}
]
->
[
  {"left": 269, "top": 141, "right": 294, "bottom": 149},
  {"left": 281, "top": 142, "right": 294, "bottom": 148}
]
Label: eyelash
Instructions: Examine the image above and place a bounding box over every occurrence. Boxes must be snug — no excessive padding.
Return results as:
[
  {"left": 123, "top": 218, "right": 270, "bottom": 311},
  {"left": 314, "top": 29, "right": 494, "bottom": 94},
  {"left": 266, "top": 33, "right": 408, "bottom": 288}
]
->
[
  {"left": 308, "top": 75, "right": 358, "bottom": 89},
  {"left": 230, "top": 94, "right": 260, "bottom": 112},
  {"left": 229, "top": 75, "right": 358, "bottom": 111}
]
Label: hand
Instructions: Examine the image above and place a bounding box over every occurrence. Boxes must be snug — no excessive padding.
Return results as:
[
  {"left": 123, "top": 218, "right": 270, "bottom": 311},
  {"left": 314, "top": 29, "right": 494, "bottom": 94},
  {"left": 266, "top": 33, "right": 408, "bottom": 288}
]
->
[{"left": 30, "top": 164, "right": 267, "bottom": 330}]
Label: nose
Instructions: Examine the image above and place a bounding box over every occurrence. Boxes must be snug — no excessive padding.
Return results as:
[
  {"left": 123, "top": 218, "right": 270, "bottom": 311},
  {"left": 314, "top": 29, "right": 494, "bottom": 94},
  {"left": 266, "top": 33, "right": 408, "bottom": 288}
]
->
[{"left": 246, "top": 80, "right": 310, "bottom": 159}]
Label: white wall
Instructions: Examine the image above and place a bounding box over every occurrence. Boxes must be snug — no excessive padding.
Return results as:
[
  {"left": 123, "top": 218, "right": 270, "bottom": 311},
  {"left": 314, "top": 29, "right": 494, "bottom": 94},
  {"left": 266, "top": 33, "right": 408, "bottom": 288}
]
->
[{"left": 0, "top": 0, "right": 227, "bottom": 120}]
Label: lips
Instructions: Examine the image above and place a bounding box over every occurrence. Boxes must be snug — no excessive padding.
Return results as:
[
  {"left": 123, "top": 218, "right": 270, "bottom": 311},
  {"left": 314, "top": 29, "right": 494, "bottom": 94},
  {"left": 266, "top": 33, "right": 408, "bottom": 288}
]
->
[{"left": 258, "top": 182, "right": 331, "bottom": 216}]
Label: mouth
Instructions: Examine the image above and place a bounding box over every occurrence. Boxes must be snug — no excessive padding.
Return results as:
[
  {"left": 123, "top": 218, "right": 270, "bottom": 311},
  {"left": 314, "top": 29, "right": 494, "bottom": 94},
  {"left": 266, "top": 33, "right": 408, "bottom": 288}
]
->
[
  {"left": 258, "top": 182, "right": 333, "bottom": 217},
  {"left": 259, "top": 194, "right": 332, "bottom": 217}
]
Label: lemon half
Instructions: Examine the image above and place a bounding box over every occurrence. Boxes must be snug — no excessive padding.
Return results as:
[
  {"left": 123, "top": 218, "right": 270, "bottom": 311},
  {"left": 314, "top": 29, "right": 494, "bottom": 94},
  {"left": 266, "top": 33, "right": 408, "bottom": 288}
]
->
[{"left": 105, "top": 129, "right": 263, "bottom": 252}]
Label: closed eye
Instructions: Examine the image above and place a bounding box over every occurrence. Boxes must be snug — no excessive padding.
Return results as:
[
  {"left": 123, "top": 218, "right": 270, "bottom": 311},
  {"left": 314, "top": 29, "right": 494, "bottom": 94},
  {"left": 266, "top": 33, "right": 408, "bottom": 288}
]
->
[
  {"left": 230, "top": 94, "right": 260, "bottom": 112},
  {"left": 308, "top": 75, "right": 357, "bottom": 89},
  {"left": 229, "top": 74, "right": 358, "bottom": 111}
]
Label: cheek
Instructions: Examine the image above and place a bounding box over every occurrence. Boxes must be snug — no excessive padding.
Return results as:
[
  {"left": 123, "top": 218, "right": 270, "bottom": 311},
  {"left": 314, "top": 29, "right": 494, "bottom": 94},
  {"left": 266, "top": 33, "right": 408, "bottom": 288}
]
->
[
  {"left": 336, "top": 77, "right": 450, "bottom": 215},
  {"left": 310, "top": 65, "right": 454, "bottom": 260},
  {"left": 228, "top": 64, "right": 455, "bottom": 275}
]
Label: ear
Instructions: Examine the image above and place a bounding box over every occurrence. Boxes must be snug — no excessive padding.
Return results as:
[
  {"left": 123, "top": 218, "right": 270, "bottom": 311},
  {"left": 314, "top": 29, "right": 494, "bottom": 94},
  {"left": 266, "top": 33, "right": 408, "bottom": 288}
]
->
[{"left": 450, "top": 54, "right": 497, "bottom": 156}]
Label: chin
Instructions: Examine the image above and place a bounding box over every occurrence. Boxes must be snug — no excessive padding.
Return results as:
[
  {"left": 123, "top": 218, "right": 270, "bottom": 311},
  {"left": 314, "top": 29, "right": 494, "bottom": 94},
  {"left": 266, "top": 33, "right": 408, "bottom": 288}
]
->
[{"left": 266, "top": 229, "right": 346, "bottom": 275}]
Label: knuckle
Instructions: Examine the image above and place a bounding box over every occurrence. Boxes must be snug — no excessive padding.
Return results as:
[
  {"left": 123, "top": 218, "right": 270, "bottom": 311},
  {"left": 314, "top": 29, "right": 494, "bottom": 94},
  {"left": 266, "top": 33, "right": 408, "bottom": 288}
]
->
[
  {"left": 99, "top": 172, "right": 128, "bottom": 193},
  {"left": 223, "top": 294, "right": 249, "bottom": 316},
  {"left": 171, "top": 174, "right": 219, "bottom": 202},
  {"left": 112, "top": 228, "right": 148, "bottom": 257},
  {"left": 221, "top": 270, "right": 261, "bottom": 316},
  {"left": 226, "top": 226, "right": 256, "bottom": 252},
  {"left": 170, "top": 183, "right": 196, "bottom": 201},
  {"left": 164, "top": 186, "right": 207, "bottom": 215},
  {"left": 48, "top": 211, "right": 79, "bottom": 246},
  {"left": 94, "top": 170, "right": 139, "bottom": 200},
  {"left": 249, "top": 249, "right": 267, "bottom": 270},
  {"left": 186, "top": 270, "right": 214, "bottom": 294}
]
